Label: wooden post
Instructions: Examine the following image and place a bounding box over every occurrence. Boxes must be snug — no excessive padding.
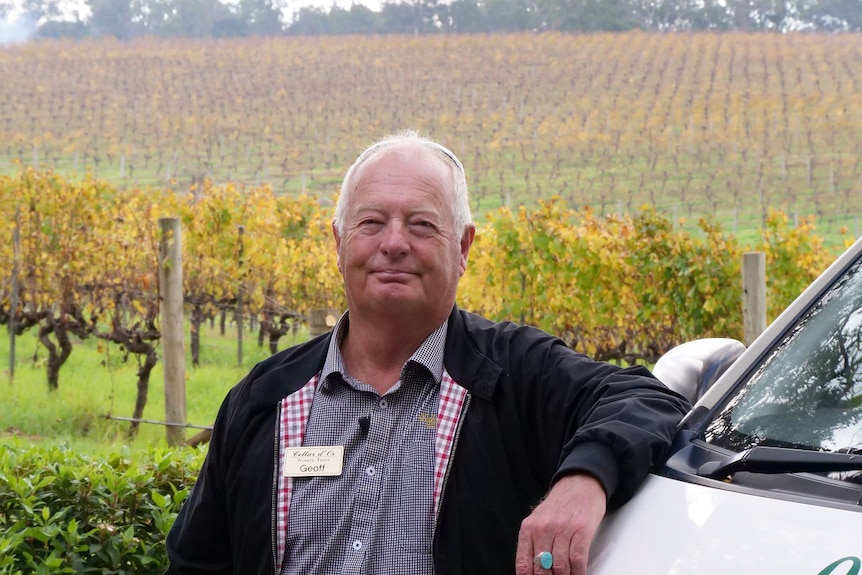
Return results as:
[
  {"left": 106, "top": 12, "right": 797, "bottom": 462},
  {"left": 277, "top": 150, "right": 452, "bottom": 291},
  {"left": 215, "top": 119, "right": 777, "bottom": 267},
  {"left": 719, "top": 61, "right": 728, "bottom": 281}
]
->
[
  {"left": 9, "top": 209, "right": 20, "bottom": 383},
  {"left": 743, "top": 252, "right": 767, "bottom": 346},
  {"left": 159, "top": 217, "right": 186, "bottom": 446},
  {"left": 236, "top": 225, "right": 244, "bottom": 368}
]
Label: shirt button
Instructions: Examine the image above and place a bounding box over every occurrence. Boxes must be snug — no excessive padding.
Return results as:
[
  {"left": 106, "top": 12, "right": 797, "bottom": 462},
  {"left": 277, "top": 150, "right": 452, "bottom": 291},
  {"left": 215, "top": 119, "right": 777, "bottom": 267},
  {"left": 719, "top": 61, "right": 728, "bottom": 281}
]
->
[
  {"left": 365, "top": 465, "right": 375, "bottom": 477},
  {"left": 379, "top": 399, "right": 388, "bottom": 409},
  {"left": 352, "top": 540, "right": 363, "bottom": 551}
]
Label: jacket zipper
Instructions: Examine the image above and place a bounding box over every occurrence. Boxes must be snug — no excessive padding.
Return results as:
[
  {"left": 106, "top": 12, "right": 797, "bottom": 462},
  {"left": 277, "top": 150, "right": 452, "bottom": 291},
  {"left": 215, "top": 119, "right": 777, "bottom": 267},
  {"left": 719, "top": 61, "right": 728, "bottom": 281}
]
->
[
  {"left": 432, "top": 393, "right": 471, "bottom": 555},
  {"left": 271, "top": 404, "right": 281, "bottom": 575}
]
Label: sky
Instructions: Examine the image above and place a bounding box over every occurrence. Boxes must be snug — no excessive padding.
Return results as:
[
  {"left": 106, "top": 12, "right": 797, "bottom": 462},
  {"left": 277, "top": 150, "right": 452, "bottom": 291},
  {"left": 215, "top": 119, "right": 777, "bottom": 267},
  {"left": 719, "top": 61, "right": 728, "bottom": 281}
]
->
[
  {"left": 1, "top": 0, "right": 384, "bottom": 23},
  {"left": 0, "top": 12, "right": 39, "bottom": 42},
  {"left": 0, "top": 0, "right": 384, "bottom": 43}
]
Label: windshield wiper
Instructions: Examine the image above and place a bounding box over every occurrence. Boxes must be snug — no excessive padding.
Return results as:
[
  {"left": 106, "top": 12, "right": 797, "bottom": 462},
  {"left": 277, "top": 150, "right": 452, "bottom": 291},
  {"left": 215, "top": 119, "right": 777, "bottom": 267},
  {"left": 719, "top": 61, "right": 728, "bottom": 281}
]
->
[{"left": 697, "top": 446, "right": 862, "bottom": 480}]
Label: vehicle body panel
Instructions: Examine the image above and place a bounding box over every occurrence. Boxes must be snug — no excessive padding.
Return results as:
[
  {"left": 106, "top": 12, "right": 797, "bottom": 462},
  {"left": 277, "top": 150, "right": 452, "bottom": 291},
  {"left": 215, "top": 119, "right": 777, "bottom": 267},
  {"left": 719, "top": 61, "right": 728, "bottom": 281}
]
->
[
  {"left": 589, "top": 236, "right": 862, "bottom": 575},
  {"left": 589, "top": 475, "right": 861, "bottom": 575}
]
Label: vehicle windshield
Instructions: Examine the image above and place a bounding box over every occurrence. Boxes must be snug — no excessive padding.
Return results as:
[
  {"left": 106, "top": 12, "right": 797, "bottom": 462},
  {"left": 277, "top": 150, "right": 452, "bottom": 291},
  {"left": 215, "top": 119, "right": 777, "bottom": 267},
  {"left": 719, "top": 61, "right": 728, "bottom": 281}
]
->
[{"left": 704, "top": 256, "right": 862, "bottom": 458}]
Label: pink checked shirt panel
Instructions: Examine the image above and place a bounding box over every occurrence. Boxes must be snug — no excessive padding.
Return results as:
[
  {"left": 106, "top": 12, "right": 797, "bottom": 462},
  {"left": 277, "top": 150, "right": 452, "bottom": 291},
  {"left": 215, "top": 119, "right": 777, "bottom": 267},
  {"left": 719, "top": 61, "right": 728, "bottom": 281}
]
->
[{"left": 273, "top": 370, "right": 468, "bottom": 574}]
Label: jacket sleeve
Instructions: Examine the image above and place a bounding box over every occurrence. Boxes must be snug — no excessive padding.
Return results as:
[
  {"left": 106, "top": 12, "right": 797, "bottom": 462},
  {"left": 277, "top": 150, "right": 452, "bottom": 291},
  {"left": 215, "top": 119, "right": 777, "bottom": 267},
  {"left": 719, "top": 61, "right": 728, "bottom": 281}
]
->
[
  {"left": 164, "top": 388, "right": 237, "bottom": 574},
  {"left": 526, "top": 335, "right": 691, "bottom": 510}
]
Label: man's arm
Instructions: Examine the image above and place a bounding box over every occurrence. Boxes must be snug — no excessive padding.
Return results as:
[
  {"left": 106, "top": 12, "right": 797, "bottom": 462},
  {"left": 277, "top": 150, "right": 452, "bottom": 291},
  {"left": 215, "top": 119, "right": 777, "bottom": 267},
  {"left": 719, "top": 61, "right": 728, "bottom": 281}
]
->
[
  {"left": 544, "top": 359, "right": 691, "bottom": 510},
  {"left": 512, "top": 341, "right": 691, "bottom": 574}
]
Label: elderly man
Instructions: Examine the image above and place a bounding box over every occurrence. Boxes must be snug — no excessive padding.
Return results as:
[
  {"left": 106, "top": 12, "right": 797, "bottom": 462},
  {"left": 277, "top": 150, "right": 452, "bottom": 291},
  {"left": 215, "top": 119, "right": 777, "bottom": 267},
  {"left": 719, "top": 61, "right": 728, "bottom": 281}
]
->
[{"left": 165, "top": 131, "right": 690, "bottom": 575}]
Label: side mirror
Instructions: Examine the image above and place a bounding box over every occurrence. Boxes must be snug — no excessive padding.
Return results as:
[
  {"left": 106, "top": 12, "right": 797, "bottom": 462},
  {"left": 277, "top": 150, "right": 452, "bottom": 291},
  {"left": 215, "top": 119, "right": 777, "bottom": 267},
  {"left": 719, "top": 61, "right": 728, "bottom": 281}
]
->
[{"left": 653, "top": 338, "right": 746, "bottom": 404}]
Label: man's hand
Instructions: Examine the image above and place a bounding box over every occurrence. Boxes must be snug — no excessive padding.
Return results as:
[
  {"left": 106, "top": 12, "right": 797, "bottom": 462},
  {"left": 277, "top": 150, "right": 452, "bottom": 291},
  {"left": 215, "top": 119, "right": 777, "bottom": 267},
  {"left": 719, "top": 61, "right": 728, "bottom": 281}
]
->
[{"left": 514, "top": 473, "right": 607, "bottom": 575}]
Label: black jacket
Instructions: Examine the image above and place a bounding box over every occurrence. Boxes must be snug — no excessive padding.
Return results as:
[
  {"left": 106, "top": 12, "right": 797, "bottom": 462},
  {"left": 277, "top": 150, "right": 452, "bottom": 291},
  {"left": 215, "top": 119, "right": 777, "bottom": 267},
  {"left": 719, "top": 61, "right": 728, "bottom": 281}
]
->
[{"left": 166, "top": 307, "right": 690, "bottom": 574}]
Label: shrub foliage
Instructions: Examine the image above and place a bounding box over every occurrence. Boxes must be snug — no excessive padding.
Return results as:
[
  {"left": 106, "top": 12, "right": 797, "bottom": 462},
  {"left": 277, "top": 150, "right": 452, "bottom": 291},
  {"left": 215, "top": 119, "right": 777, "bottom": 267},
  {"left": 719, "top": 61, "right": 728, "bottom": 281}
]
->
[{"left": 0, "top": 444, "right": 203, "bottom": 574}]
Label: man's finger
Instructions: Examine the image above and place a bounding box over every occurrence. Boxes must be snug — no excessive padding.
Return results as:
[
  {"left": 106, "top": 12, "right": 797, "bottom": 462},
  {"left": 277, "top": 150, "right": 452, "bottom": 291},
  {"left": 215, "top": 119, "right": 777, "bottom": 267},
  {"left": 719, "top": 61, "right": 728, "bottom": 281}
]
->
[
  {"left": 550, "top": 537, "right": 572, "bottom": 575},
  {"left": 515, "top": 521, "right": 536, "bottom": 575},
  {"left": 566, "top": 527, "right": 591, "bottom": 575}
]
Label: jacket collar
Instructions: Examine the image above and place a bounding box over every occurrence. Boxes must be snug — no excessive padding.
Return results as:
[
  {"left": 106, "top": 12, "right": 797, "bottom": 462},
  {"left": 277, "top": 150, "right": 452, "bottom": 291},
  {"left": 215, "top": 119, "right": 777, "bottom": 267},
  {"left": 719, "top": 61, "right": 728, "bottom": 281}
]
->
[
  {"left": 248, "top": 306, "right": 503, "bottom": 410},
  {"left": 248, "top": 332, "right": 332, "bottom": 410},
  {"left": 443, "top": 307, "right": 502, "bottom": 401}
]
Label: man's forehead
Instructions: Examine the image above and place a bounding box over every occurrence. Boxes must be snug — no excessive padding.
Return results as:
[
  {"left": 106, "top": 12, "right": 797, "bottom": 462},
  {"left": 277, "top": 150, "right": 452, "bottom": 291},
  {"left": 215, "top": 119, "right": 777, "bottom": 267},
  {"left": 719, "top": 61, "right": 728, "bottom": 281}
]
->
[
  {"left": 350, "top": 150, "right": 452, "bottom": 198},
  {"left": 357, "top": 144, "right": 452, "bottom": 178},
  {"left": 344, "top": 144, "right": 457, "bottom": 222},
  {"left": 352, "top": 199, "right": 442, "bottom": 216}
]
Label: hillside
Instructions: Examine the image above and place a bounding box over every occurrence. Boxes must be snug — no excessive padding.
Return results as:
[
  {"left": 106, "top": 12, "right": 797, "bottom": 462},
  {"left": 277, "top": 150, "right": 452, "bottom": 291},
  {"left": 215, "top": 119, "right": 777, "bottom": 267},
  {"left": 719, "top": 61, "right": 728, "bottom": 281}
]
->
[{"left": 1, "top": 32, "right": 860, "bottom": 240}]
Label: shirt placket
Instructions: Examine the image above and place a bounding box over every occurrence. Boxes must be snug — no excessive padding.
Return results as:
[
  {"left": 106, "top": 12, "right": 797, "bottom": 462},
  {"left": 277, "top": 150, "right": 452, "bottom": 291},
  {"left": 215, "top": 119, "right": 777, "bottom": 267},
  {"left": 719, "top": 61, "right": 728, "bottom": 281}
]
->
[{"left": 342, "top": 394, "right": 396, "bottom": 574}]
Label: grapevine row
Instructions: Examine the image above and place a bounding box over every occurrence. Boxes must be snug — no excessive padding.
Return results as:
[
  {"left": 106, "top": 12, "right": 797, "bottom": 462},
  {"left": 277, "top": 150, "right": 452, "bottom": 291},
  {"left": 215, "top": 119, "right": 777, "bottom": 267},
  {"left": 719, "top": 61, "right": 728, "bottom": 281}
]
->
[
  {"left": 1, "top": 33, "right": 861, "bottom": 240},
  {"left": 1, "top": 170, "right": 851, "bottom": 407}
]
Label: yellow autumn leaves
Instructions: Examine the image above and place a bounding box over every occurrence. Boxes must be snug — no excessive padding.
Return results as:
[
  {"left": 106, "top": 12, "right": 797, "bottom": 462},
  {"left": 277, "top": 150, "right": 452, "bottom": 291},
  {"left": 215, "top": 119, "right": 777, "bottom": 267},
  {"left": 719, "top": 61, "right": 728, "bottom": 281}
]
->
[{"left": 1, "top": 170, "right": 850, "bottom": 365}]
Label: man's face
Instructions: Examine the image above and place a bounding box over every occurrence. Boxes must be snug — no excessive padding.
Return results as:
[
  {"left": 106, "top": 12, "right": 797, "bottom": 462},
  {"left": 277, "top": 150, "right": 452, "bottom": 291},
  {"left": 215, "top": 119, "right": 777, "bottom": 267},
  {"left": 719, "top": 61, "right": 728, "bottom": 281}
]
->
[{"left": 334, "top": 146, "right": 474, "bottom": 325}]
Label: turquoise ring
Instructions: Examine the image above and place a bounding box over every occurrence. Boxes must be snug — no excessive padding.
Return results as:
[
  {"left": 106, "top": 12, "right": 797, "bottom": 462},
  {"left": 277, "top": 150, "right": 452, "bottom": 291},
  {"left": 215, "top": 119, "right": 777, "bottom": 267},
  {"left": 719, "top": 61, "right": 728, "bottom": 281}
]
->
[{"left": 534, "top": 551, "right": 553, "bottom": 570}]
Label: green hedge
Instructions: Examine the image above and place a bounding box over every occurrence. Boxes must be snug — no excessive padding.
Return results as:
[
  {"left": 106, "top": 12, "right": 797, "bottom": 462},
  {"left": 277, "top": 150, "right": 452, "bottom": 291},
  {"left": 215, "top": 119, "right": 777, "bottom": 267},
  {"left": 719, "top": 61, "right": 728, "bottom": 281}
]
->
[{"left": 0, "top": 443, "right": 205, "bottom": 574}]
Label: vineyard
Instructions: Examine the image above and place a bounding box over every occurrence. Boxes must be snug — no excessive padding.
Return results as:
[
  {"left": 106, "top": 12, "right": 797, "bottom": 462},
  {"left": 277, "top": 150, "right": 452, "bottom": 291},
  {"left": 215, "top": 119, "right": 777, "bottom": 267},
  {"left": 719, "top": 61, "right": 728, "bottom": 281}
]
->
[
  {"left": 1, "top": 33, "right": 861, "bottom": 241},
  {"left": 3, "top": 32, "right": 862, "bottom": 572},
  {"left": 1, "top": 169, "right": 852, "bottom": 414},
  {"left": 1, "top": 31, "right": 861, "bottom": 434}
]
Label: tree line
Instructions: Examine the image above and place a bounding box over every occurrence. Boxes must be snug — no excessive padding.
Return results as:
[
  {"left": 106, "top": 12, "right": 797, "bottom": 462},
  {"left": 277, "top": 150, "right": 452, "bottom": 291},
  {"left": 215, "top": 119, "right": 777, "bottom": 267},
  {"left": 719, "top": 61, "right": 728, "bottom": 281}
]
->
[{"left": 5, "top": 0, "right": 861, "bottom": 41}]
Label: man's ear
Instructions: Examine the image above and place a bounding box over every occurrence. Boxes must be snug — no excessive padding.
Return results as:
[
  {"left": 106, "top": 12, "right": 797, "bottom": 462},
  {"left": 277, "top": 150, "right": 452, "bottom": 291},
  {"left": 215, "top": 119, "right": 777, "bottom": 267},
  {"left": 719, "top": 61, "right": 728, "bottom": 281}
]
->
[
  {"left": 333, "top": 222, "right": 343, "bottom": 273},
  {"left": 459, "top": 224, "right": 476, "bottom": 276}
]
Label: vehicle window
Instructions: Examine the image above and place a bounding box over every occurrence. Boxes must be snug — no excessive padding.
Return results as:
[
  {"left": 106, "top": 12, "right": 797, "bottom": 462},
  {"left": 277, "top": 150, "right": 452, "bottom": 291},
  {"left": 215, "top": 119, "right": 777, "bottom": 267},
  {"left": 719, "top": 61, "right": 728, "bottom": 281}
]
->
[{"left": 704, "top": 256, "right": 862, "bottom": 471}]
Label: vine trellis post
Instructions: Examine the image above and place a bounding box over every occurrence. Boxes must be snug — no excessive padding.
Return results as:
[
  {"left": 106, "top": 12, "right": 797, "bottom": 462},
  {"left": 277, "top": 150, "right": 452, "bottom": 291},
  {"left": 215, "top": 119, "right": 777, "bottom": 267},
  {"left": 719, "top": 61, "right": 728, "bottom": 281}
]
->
[
  {"left": 743, "top": 252, "right": 767, "bottom": 346},
  {"left": 237, "top": 225, "right": 245, "bottom": 368},
  {"left": 160, "top": 217, "right": 187, "bottom": 446},
  {"left": 8, "top": 208, "right": 20, "bottom": 383}
]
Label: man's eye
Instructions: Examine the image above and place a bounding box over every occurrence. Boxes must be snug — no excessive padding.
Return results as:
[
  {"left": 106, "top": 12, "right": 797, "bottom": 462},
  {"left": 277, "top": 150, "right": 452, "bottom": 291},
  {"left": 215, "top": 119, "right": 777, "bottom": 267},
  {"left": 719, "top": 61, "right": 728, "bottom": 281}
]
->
[{"left": 410, "top": 222, "right": 438, "bottom": 236}]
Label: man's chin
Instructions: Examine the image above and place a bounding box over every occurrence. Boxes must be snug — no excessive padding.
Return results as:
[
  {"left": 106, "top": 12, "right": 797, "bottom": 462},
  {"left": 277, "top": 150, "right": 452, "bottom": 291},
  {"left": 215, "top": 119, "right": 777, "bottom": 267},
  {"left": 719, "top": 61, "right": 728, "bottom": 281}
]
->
[
  {"left": 371, "top": 294, "right": 421, "bottom": 312},
  {"left": 366, "top": 292, "right": 429, "bottom": 315},
  {"left": 369, "top": 282, "right": 418, "bottom": 300}
]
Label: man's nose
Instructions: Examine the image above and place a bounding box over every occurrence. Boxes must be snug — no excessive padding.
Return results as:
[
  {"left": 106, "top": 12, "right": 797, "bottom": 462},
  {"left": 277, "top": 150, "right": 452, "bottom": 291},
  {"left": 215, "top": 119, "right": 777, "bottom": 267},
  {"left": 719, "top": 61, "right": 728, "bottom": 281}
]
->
[{"left": 379, "top": 220, "right": 409, "bottom": 254}]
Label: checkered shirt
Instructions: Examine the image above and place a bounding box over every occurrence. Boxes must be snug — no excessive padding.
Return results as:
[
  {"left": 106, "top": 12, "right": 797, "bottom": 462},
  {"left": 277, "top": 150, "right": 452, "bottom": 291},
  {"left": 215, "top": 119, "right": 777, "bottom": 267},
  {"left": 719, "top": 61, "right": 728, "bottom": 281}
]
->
[{"left": 274, "top": 314, "right": 468, "bottom": 575}]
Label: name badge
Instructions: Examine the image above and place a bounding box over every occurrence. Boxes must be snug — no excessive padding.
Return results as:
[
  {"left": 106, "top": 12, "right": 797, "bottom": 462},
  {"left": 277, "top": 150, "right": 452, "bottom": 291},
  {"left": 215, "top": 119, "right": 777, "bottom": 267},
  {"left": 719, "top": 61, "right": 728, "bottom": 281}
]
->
[{"left": 283, "top": 446, "right": 344, "bottom": 477}]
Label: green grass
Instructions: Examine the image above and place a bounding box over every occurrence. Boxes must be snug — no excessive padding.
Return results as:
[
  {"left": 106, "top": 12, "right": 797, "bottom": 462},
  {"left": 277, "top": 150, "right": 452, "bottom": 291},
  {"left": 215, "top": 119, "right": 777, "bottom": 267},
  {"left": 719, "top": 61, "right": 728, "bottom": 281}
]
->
[{"left": 0, "top": 320, "right": 310, "bottom": 453}]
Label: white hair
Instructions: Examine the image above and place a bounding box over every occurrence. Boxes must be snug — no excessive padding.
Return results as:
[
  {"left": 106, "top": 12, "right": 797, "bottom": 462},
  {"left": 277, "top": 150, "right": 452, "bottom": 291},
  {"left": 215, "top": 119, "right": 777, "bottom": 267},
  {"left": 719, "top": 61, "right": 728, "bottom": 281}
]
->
[{"left": 333, "top": 130, "right": 472, "bottom": 237}]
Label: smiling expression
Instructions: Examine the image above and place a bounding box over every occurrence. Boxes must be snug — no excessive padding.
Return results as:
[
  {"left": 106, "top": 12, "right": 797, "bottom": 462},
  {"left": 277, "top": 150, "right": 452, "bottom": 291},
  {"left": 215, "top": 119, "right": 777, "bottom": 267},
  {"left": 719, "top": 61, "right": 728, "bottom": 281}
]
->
[{"left": 334, "top": 144, "right": 474, "bottom": 325}]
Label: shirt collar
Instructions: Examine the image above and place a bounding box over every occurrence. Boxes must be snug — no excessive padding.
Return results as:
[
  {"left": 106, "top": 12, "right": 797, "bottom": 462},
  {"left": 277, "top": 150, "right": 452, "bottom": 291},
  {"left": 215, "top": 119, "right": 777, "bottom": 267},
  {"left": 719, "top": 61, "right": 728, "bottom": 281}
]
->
[{"left": 320, "top": 311, "right": 448, "bottom": 389}]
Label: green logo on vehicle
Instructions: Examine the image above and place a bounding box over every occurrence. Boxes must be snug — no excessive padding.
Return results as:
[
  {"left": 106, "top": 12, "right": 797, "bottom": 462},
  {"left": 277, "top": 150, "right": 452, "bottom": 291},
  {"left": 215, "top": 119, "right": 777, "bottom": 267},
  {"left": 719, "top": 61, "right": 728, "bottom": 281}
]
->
[{"left": 819, "top": 557, "right": 861, "bottom": 575}]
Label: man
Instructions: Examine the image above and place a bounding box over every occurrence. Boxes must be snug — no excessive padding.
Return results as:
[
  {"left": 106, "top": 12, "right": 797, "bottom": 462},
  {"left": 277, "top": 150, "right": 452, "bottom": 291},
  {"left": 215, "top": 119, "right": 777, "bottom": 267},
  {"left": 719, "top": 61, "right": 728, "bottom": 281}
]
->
[{"left": 165, "top": 131, "right": 690, "bottom": 575}]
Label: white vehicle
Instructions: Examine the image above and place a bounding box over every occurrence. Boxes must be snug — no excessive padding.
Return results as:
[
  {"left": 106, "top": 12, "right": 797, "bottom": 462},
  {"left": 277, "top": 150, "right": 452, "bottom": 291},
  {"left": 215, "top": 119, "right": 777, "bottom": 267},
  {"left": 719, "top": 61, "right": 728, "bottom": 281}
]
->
[{"left": 590, "top": 235, "right": 862, "bottom": 575}]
